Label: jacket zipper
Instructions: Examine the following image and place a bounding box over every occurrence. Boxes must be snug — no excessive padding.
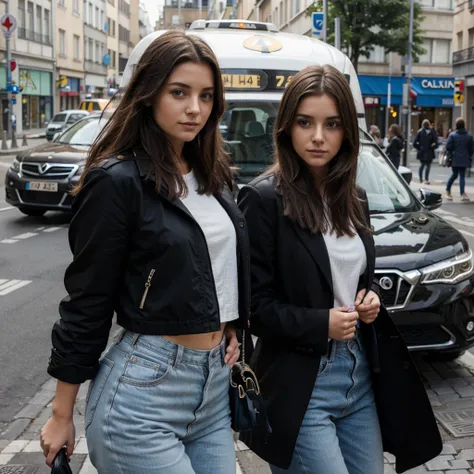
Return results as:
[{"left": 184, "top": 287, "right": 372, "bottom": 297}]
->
[{"left": 139, "top": 269, "right": 155, "bottom": 310}]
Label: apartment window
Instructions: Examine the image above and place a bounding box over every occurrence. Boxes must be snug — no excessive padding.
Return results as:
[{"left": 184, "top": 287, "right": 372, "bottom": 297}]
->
[
  {"left": 101, "top": 11, "right": 104, "bottom": 31},
  {"left": 73, "top": 0, "right": 79, "bottom": 13},
  {"left": 279, "top": 1, "right": 283, "bottom": 25},
  {"left": 88, "top": 38, "right": 93, "bottom": 60},
  {"left": 419, "top": 0, "right": 453, "bottom": 8},
  {"left": 458, "top": 31, "right": 464, "bottom": 51},
  {"left": 28, "top": 2, "right": 34, "bottom": 32},
  {"left": 113, "top": 50, "right": 116, "bottom": 67},
  {"left": 95, "top": 41, "right": 100, "bottom": 63},
  {"left": 88, "top": 3, "right": 93, "bottom": 24},
  {"left": 419, "top": 38, "right": 451, "bottom": 63},
  {"left": 36, "top": 6, "right": 42, "bottom": 37},
  {"left": 44, "top": 10, "right": 50, "bottom": 42},
  {"left": 119, "top": 25, "right": 130, "bottom": 43},
  {"left": 419, "top": 39, "right": 433, "bottom": 63},
  {"left": 359, "top": 45, "right": 386, "bottom": 63},
  {"left": 95, "top": 7, "right": 99, "bottom": 28},
  {"left": 18, "top": 0, "right": 26, "bottom": 30},
  {"left": 292, "top": 0, "right": 299, "bottom": 16},
  {"left": 74, "top": 35, "right": 80, "bottom": 60},
  {"left": 58, "top": 0, "right": 65, "bottom": 7},
  {"left": 112, "top": 20, "right": 116, "bottom": 36},
  {"left": 59, "top": 29, "right": 66, "bottom": 56}
]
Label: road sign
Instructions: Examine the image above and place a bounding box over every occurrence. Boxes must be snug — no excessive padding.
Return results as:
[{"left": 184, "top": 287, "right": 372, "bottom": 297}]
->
[
  {"left": 454, "top": 79, "right": 465, "bottom": 106},
  {"left": 11, "top": 97, "right": 16, "bottom": 105},
  {"left": 312, "top": 12, "right": 324, "bottom": 38},
  {"left": 0, "top": 14, "right": 17, "bottom": 38}
]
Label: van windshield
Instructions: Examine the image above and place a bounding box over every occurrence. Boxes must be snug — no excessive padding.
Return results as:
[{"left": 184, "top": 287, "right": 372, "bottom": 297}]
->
[{"left": 224, "top": 100, "right": 420, "bottom": 214}]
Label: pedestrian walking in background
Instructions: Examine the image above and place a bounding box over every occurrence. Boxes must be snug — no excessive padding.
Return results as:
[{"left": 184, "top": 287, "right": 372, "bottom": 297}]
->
[
  {"left": 369, "top": 124, "right": 384, "bottom": 148},
  {"left": 445, "top": 117, "right": 474, "bottom": 202},
  {"left": 385, "top": 123, "right": 404, "bottom": 169},
  {"left": 238, "top": 65, "right": 442, "bottom": 474},
  {"left": 40, "top": 30, "right": 249, "bottom": 474},
  {"left": 413, "top": 119, "right": 438, "bottom": 184}
]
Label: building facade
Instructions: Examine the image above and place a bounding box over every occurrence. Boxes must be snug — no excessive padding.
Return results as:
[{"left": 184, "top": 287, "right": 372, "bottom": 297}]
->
[
  {"left": 161, "top": 0, "right": 209, "bottom": 30},
  {"left": 0, "top": 0, "right": 55, "bottom": 134},
  {"left": 106, "top": 0, "right": 119, "bottom": 93},
  {"left": 56, "top": 0, "right": 85, "bottom": 111},
  {"left": 452, "top": 0, "right": 474, "bottom": 131},
  {"left": 83, "top": 0, "right": 108, "bottom": 98}
]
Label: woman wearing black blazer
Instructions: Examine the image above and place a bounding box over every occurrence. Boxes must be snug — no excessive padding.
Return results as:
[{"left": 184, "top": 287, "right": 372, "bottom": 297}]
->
[{"left": 238, "top": 65, "right": 441, "bottom": 474}]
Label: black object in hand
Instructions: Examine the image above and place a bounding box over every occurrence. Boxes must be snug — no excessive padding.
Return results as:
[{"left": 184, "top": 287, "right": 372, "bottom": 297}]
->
[{"left": 51, "top": 447, "right": 73, "bottom": 474}]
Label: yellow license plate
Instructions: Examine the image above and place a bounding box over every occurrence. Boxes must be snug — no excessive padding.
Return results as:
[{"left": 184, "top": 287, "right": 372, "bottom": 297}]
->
[{"left": 26, "top": 181, "right": 58, "bottom": 192}]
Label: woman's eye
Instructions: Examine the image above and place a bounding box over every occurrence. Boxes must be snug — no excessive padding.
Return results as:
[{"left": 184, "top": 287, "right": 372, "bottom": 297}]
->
[
  {"left": 298, "top": 119, "right": 310, "bottom": 127},
  {"left": 172, "top": 89, "right": 184, "bottom": 97},
  {"left": 201, "top": 93, "right": 214, "bottom": 100},
  {"left": 327, "top": 121, "right": 341, "bottom": 129}
]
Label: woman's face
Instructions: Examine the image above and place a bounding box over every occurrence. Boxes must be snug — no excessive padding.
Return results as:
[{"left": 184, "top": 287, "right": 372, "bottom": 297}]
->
[
  {"left": 290, "top": 94, "right": 344, "bottom": 176},
  {"left": 153, "top": 61, "right": 215, "bottom": 153}
]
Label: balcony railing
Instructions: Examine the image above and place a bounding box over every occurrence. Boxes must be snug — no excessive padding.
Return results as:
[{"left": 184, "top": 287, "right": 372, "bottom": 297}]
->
[
  {"left": 453, "top": 46, "right": 474, "bottom": 65},
  {"left": 17, "top": 27, "right": 52, "bottom": 45},
  {"left": 84, "top": 60, "right": 107, "bottom": 75}
]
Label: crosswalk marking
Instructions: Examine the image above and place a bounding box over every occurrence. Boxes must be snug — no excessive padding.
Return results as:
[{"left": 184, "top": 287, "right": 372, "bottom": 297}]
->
[
  {"left": 0, "top": 279, "right": 32, "bottom": 296},
  {"left": 12, "top": 232, "right": 38, "bottom": 240},
  {"left": 0, "top": 239, "right": 18, "bottom": 244},
  {"left": 43, "top": 227, "right": 61, "bottom": 233}
]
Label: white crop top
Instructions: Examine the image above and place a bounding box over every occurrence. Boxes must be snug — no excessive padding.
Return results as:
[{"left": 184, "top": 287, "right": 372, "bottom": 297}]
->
[{"left": 180, "top": 171, "right": 239, "bottom": 324}]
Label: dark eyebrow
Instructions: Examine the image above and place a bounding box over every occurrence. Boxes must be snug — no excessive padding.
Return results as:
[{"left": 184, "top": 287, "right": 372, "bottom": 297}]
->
[
  {"left": 168, "top": 81, "right": 214, "bottom": 91},
  {"left": 295, "top": 114, "right": 341, "bottom": 120}
]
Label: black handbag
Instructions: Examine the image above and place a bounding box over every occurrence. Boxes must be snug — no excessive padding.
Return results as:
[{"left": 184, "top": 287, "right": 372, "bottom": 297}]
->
[
  {"left": 51, "top": 448, "right": 73, "bottom": 474},
  {"left": 229, "top": 330, "right": 271, "bottom": 437}
]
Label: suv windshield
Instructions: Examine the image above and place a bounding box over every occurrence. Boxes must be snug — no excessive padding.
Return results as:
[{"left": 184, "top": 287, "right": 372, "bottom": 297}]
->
[
  {"left": 223, "top": 100, "right": 419, "bottom": 214},
  {"left": 57, "top": 117, "right": 105, "bottom": 146},
  {"left": 51, "top": 113, "right": 67, "bottom": 124}
]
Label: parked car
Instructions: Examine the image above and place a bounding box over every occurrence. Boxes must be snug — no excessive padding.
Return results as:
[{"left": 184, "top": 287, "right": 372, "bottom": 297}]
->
[
  {"left": 5, "top": 114, "right": 104, "bottom": 216},
  {"left": 45, "top": 110, "right": 89, "bottom": 141},
  {"left": 226, "top": 103, "right": 474, "bottom": 359}
]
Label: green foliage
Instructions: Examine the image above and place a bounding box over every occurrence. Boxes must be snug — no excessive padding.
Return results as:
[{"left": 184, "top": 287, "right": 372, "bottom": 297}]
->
[{"left": 306, "top": 0, "right": 425, "bottom": 72}]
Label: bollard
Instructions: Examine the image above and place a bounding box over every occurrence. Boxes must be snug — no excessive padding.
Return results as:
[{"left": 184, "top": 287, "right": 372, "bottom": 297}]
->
[
  {"left": 11, "top": 129, "right": 18, "bottom": 149},
  {"left": 1, "top": 129, "right": 8, "bottom": 150},
  {"left": 22, "top": 134, "right": 28, "bottom": 147}
]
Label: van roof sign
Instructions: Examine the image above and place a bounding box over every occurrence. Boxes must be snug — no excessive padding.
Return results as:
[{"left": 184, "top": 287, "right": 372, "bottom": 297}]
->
[{"left": 189, "top": 19, "right": 278, "bottom": 33}]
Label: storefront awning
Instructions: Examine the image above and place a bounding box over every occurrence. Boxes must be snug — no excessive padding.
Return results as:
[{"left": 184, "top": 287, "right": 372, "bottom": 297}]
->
[{"left": 359, "top": 75, "right": 455, "bottom": 107}]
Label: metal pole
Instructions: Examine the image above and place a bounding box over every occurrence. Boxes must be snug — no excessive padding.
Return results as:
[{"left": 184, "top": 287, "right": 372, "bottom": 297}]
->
[
  {"left": 334, "top": 17, "right": 340, "bottom": 50},
  {"left": 385, "top": 52, "right": 392, "bottom": 134},
  {"left": 322, "top": 0, "right": 328, "bottom": 42},
  {"left": 199, "top": 0, "right": 202, "bottom": 17},
  {"left": 402, "top": 0, "right": 414, "bottom": 167},
  {"left": 6, "top": 0, "right": 11, "bottom": 140},
  {"left": 51, "top": 0, "right": 56, "bottom": 118},
  {"left": 178, "top": 0, "right": 181, "bottom": 25}
]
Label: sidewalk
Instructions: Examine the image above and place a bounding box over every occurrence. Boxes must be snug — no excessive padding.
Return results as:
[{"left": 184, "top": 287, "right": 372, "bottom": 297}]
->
[
  {"left": 0, "top": 128, "right": 46, "bottom": 156},
  {"left": 4, "top": 354, "right": 474, "bottom": 473}
]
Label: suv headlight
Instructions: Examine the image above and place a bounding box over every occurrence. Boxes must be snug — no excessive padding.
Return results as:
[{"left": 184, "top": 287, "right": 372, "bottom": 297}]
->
[
  {"left": 10, "top": 158, "right": 20, "bottom": 173},
  {"left": 420, "top": 250, "right": 474, "bottom": 284}
]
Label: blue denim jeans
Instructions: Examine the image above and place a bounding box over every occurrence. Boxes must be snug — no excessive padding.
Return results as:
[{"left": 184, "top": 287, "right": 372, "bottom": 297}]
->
[
  {"left": 85, "top": 330, "right": 235, "bottom": 474},
  {"left": 270, "top": 332, "right": 383, "bottom": 474},
  {"left": 419, "top": 162, "right": 431, "bottom": 181},
  {"left": 447, "top": 167, "right": 466, "bottom": 195}
]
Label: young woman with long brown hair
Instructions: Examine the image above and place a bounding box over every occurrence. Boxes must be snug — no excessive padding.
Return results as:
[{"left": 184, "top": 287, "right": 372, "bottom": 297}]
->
[
  {"left": 238, "top": 65, "right": 441, "bottom": 474},
  {"left": 40, "top": 30, "right": 250, "bottom": 474}
]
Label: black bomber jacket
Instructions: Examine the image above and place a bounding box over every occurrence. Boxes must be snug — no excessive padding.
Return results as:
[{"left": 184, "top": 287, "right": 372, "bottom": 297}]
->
[{"left": 47, "top": 151, "right": 251, "bottom": 384}]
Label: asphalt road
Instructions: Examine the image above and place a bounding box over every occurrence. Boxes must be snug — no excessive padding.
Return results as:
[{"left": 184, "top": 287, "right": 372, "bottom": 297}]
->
[{"left": 2, "top": 148, "right": 474, "bottom": 434}]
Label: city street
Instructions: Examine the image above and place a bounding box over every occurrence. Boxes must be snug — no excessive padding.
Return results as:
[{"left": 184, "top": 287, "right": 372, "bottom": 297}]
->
[{"left": 5, "top": 147, "right": 474, "bottom": 472}]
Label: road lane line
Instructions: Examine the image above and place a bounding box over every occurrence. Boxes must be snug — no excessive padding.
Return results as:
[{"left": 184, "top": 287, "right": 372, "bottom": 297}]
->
[
  {"left": 0, "top": 279, "right": 7, "bottom": 285},
  {"left": 0, "top": 280, "right": 31, "bottom": 296},
  {"left": 0, "top": 206, "right": 14, "bottom": 212},
  {"left": 0, "top": 239, "right": 18, "bottom": 244},
  {"left": 0, "top": 280, "right": 22, "bottom": 292},
  {"left": 438, "top": 214, "right": 474, "bottom": 228},
  {"left": 36, "top": 227, "right": 45, "bottom": 231},
  {"left": 11, "top": 232, "right": 38, "bottom": 240},
  {"left": 43, "top": 227, "right": 62, "bottom": 233}
]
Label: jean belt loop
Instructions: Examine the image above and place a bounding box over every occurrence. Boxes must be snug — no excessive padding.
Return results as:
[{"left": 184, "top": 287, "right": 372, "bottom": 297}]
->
[
  {"left": 173, "top": 344, "right": 184, "bottom": 369},
  {"left": 130, "top": 332, "right": 140, "bottom": 348}
]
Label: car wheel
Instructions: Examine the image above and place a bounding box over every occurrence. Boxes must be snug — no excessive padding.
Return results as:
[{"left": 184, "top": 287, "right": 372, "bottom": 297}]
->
[
  {"left": 19, "top": 208, "right": 46, "bottom": 217},
  {"left": 426, "top": 350, "right": 465, "bottom": 362}
]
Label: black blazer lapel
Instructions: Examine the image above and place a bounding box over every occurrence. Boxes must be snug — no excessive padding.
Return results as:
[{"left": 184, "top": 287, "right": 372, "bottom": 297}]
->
[
  {"left": 358, "top": 227, "right": 376, "bottom": 294},
  {"left": 291, "top": 222, "right": 334, "bottom": 296}
]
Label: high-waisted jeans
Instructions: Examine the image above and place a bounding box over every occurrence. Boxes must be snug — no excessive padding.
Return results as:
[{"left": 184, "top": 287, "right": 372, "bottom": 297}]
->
[
  {"left": 85, "top": 330, "right": 235, "bottom": 474},
  {"left": 270, "top": 332, "right": 383, "bottom": 474}
]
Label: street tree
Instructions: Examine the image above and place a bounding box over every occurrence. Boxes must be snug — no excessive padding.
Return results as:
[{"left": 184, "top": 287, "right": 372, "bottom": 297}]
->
[{"left": 306, "top": 0, "right": 426, "bottom": 73}]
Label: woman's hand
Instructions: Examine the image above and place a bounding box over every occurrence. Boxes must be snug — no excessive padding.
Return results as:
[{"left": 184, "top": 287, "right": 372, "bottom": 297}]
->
[
  {"left": 328, "top": 308, "right": 359, "bottom": 341},
  {"left": 224, "top": 326, "right": 241, "bottom": 367},
  {"left": 354, "top": 289, "right": 381, "bottom": 324},
  {"left": 40, "top": 414, "right": 75, "bottom": 467}
]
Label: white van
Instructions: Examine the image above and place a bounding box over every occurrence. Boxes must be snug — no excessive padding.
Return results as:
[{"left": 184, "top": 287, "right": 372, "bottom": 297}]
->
[{"left": 121, "top": 20, "right": 372, "bottom": 183}]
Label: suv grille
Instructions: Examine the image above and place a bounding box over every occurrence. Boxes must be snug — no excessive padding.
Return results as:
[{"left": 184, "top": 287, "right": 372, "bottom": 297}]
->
[
  {"left": 375, "top": 273, "right": 412, "bottom": 308},
  {"left": 400, "top": 326, "right": 451, "bottom": 347},
  {"left": 22, "top": 162, "right": 76, "bottom": 179}
]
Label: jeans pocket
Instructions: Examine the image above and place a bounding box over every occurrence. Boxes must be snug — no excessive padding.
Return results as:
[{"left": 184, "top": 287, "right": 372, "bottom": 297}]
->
[
  {"left": 120, "top": 353, "right": 172, "bottom": 387},
  {"left": 85, "top": 357, "right": 114, "bottom": 430},
  {"left": 317, "top": 355, "right": 331, "bottom": 377}
]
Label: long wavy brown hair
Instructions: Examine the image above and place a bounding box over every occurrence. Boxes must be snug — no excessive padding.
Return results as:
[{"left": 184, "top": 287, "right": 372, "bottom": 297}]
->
[
  {"left": 270, "top": 65, "right": 366, "bottom": 236},
  {"left": 73, "top": 30, "right": 231, "bottom": 197}
]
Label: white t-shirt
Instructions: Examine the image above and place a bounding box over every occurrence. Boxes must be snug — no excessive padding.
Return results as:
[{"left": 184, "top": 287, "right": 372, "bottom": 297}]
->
[{"left": 180, "top": 171, "right": 239, "bottom": 324}]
